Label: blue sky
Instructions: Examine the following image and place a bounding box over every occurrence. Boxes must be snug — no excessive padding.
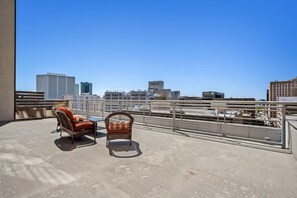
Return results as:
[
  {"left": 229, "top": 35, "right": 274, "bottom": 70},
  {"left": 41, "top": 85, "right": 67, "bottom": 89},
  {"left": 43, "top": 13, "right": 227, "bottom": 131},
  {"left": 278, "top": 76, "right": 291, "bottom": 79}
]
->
[{"left": 16, "top": 0, "right": 297, "bottom": 99}]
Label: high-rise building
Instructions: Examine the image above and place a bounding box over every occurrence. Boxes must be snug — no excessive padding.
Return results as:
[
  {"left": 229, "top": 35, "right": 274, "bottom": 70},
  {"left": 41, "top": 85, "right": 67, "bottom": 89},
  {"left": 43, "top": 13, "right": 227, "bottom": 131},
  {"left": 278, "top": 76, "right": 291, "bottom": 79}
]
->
[
  {"left": 81, "top": 82, "right": 92, "bottom": 95},
  {"left": 75, "top": 84, "right": 79, "bottom": 95},
  {"left": 148, "top": 81, "right": 164, "bottom": 93},
  {"left": 269, "top": 78, "right": 297, "bottom": 101},
  {"left": 171, "top": 91, "right": 180, "bottom": 100},
  {"left": 36, "top": 73, "right": 75, "bottom": 99},
  {"left": 147, "top": 80, "right": 180, "bottom": 100}
]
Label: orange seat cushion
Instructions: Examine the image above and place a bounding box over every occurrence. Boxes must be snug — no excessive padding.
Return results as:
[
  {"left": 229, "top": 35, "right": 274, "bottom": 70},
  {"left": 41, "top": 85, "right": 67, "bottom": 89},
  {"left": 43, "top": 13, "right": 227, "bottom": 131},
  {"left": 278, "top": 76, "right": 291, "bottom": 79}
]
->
[
  {"left": 73, "top": 121, "right": 94, "bottom": 132},
  {"left": 108, "top": 122, "right": 130, "bottom": 133}
]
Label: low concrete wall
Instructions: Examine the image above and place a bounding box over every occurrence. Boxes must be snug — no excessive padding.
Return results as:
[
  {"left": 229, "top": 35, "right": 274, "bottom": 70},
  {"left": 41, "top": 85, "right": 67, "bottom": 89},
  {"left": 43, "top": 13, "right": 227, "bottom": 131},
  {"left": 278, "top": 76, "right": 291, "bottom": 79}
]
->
[{"left": 15, "top": 108, "right": 55, "bottom": 119}]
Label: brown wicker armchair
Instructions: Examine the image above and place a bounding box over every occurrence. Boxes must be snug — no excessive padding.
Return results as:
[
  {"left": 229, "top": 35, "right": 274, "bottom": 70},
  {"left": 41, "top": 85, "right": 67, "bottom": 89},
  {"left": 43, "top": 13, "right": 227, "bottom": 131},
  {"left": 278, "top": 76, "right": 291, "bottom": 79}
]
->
[
  {"left": 55, "top": 108, "right": 96, "bottom": 144},
  {"left": 105, "top": 112, "right": 134, "bottom": 147}
]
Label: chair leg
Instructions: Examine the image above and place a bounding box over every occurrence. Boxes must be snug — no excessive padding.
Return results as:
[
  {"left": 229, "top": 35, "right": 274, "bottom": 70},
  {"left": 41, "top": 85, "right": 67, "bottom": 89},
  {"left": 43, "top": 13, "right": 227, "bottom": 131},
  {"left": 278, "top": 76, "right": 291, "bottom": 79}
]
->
[
  {"left": 60, "top": 130, "right": 62, "bottom": 137},
  {"left": 72, "top": 136, "right": 74, "bottom": 144},
  {"left": 56, "top": 121, "right": 60, "bottom": 132},
  {"left": 106, "top": 138, "right": 109, "bottom": 148},
  {"left": 94, "top": 129, "right": 96, "bottom": 143}
]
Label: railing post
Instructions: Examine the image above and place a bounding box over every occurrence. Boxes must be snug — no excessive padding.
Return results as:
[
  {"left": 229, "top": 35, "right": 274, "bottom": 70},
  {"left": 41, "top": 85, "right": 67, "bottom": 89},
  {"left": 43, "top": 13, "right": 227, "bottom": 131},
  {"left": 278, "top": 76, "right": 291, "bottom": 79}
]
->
[
  {"left": 102, "top": 100, "right": 104, "bottom": 118},
  {"left": 173, "top": 102, "right": 176, "bottom": 131},
  {"left": 87, "top": 100, "right": 89, "bottom": 118},
  {"left": 180, "top": 107, "right": 183, "bottom": 120},
  {"left": 143, "top": 107, "right": 145, "bottom": 125},
  {"left": 149, "top": 102, "right": 152, "bottom": 117},
  {"left": 282, "top": 104, "right": 286, "bottom": 149}
]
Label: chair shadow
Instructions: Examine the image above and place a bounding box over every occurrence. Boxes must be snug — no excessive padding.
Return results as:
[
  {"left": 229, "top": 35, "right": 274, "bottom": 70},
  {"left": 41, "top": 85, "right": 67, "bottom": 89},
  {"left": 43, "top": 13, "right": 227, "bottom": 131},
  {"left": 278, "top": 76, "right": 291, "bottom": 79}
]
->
[
  {"left": 54, "top": 136, "right": 96, "bottom": 151},
  {"left": 96, "top": 131, "right": 106, "bottom": 138},
  {"left": 108, "top": 141, "right": 142, "bottom": 158},
  {"left": 51, "top": 129, "right": 60, "bottom": 134}
]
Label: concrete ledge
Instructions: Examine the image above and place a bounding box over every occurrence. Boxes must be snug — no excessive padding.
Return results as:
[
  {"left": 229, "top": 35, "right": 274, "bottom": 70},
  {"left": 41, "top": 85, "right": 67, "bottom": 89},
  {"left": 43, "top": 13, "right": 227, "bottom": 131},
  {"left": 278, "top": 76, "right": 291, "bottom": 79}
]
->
[{"left": 288, "top": 118, "right": 297, "bottom": 161}]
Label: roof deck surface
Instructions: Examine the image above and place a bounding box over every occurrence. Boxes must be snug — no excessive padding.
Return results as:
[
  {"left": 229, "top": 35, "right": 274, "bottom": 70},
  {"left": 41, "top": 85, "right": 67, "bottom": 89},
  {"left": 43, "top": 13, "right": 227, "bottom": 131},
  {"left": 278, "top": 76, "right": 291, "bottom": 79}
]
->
[{"left": 0, "top": 118, "right": 297, "bottom": 198}]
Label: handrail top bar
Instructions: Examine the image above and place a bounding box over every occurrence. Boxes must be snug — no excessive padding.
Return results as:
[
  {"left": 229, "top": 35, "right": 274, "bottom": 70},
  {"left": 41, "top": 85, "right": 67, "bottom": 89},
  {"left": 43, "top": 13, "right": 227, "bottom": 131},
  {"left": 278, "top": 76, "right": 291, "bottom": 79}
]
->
[{"left": 69, "top": 99, "right": 297, "bottom": 105}]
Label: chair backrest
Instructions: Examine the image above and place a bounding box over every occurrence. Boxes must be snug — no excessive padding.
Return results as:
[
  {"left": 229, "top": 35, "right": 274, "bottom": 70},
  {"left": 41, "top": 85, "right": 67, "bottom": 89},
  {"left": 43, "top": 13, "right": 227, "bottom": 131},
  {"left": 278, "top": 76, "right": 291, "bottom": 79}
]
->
[
  {"left": 52, "top": 106, "right": 59, "bottom": 119},
  {"left": 56, "top": 107, "right": 75, "bottom": 121},
  {"left": 55, "top": 109, "right": 74, "bottom": 131},
  {"left": 105, "top": 112, "right": 134, "bottom": 130}
]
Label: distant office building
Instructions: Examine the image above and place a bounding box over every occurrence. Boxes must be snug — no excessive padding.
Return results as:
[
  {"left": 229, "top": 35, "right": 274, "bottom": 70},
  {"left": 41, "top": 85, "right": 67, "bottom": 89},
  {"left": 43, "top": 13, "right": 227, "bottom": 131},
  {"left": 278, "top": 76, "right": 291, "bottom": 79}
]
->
[
  {"left": 269, "top": 78, "right": 297, "bottom": 101},
  {"left": 104, "top": 91, "right": 127, "bottom": 100},
  {"left": 171, "top": 91, "right": 180, "bottom": 100},
  {"left": 104, "top": 90, "right": 147, "bottom": 101},
  {"left": 157, "top": 89, "right": 172, "bottom": 100},
  {"left": 64, "top": 93, "right": 101, "bottom": 112},
  {"left": 104, "top": 90, "right": 148, "bottom": 111},
  {"left": 147, "top": 81, "right": 180, "bottom": 100},
  {"left": 104, "top": 91, "right": 128, "bottom": 112},
  {"left": 36, "top": 73, "right": 75, "bottom": 99},
  {"left": 202, "top": 91, "right": 225, "bottom": 100},
  {"left": 148, "top": 81, "right": 164, "bottom": 93},
  {"left": 81, "top": 82, "right": 92, "bottom": 95},
  {"left": 75, "top": 84, "right": 79, "bottom": 95},
  {"left": 129, "top": 90, "right": 147, "bottom": 100}
]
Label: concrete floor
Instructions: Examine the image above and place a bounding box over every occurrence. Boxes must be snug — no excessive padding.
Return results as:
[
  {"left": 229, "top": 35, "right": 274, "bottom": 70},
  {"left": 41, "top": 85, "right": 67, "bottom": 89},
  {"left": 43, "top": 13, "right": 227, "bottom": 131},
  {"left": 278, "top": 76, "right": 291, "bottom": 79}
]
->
[{"left": 0, "top": 118, "right": 297, "bottom": 198}]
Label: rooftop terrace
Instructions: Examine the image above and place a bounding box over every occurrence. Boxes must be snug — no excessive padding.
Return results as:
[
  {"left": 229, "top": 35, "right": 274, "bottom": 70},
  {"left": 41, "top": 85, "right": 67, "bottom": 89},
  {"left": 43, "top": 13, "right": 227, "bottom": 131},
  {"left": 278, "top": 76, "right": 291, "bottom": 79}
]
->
[{"left": 1, "top": 118, "right": 297, "bottom": 198}]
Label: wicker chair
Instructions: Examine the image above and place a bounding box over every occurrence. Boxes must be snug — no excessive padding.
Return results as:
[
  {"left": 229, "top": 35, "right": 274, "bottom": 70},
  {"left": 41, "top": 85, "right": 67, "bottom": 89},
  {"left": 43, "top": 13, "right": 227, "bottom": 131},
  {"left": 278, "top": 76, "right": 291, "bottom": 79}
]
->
[
  {"left": 55, "top": 108, "right": 96, "bottom": 144},
  {"left": 105, "top": 112, "right": 134, "bottom": 147}
]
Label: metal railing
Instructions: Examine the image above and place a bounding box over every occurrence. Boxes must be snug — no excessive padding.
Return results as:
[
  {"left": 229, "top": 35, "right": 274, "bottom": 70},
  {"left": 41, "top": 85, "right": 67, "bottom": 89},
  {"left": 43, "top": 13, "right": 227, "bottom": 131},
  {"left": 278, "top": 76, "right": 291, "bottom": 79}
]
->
[{"left": 68, "top": 99, "right": 297, "bottom": 149}]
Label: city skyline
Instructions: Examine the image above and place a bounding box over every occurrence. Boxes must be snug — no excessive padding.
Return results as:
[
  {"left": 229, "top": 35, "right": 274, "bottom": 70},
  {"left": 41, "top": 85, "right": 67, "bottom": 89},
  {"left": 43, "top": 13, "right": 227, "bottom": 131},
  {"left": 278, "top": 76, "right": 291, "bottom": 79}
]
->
[{"left": 16, "top": 0, "right": 297, "bottom": 99}]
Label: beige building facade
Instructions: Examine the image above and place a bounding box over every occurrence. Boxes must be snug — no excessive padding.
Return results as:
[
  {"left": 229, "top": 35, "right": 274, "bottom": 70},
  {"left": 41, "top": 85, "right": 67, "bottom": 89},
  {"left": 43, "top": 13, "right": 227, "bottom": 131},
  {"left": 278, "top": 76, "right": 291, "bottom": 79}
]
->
[
  {"left": 0, "top": 0, "right": 16, "bottom": 121},
  {"left": 269, "top": 78, "right": 297, "bottom": 101}
]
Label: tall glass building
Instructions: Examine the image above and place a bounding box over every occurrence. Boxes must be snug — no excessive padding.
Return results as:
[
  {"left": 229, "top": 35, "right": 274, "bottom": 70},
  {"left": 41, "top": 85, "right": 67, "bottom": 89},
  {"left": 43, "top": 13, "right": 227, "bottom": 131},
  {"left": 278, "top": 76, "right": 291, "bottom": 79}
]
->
[
  {"left": 36, "top": 73, "right": 75, "bottom": 99},
  {"left": 80, "top": 82, "right": 92, "bottom": 95}
]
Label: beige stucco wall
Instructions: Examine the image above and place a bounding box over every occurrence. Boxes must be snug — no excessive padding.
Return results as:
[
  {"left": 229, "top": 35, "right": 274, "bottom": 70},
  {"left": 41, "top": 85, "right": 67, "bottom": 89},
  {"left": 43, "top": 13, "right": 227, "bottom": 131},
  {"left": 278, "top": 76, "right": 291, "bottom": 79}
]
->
[{"left": 0, "top": 0, "right": 15, "bottom": 121}]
